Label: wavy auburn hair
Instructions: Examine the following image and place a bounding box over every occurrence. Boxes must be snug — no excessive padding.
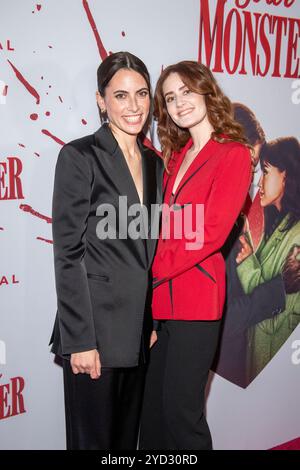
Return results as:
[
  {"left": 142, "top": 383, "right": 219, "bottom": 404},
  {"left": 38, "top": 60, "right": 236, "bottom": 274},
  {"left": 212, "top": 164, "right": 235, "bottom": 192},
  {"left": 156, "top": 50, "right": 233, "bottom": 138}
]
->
[{"left": 154, "top": 61, "right": 252, "bottom": 170}]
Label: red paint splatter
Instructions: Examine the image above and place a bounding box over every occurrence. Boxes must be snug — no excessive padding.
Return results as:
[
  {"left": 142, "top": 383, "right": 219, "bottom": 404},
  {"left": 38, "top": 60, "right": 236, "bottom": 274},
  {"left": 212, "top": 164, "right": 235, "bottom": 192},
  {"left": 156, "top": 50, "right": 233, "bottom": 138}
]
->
[
  {"left": 7, "top": 60, "right": 40, "bottom": 104},
  {"left": 19, "top": 204, "right": 52, "bottom": 224},
  {"left": 18, "top": 143, "right": 26, "bottom": 148},
  {"left": 41, "top": 129, "right": 65, "bottom": 146},
  {"left": 58, "top": 96, "right": 63, "bottom": 103},
  {"left": 36, "top": 4, "right": 42, "bottom": 11},
  {"left": 30, "top": 113, "right": 38, "bottom": 120},
  {"left": 36, "top": 237, "right": 53, "bottom": 244},
  {"left": 82, "top": 0, "right": 108, "bottom": 60},
  {"left": 45, "top": 111, "right": 51, "bottom": 116},
  {"left": 121, "top": 31, "right": 126, "bottom": 37},
  {"left": 34, "top": 152, "right": 40, "bottom": 157},
  {"left": 81, "top": 119, "right": 87, "bottom": 125}
]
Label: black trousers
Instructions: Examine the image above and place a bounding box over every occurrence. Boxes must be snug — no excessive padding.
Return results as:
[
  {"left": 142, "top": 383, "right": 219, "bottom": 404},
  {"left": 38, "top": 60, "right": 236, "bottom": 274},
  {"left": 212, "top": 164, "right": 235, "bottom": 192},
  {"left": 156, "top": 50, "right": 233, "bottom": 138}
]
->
[
  {"left": 139, "top": 320, "right": 221, "bottom": 450},
  {"left": 62, "top": 360, "right": 146, "bottom": 450}
]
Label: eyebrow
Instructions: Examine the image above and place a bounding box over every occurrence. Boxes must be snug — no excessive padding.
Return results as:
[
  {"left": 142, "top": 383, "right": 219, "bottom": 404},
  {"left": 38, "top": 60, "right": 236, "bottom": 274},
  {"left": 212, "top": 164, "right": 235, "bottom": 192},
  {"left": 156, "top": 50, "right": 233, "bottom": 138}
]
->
[
  {"left": 113, "top": 87, "right": 149, "bottom": 95},
  {"left": 164, "top": 84, "right": 187, "bottom": 98}
]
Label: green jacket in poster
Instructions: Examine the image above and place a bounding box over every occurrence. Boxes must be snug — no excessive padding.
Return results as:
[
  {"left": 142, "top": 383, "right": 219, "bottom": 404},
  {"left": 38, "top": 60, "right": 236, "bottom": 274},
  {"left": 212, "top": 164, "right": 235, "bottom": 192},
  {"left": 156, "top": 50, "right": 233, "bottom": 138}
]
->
[{"left": 237, "top": 214, "right": 300, "bottom": 381}]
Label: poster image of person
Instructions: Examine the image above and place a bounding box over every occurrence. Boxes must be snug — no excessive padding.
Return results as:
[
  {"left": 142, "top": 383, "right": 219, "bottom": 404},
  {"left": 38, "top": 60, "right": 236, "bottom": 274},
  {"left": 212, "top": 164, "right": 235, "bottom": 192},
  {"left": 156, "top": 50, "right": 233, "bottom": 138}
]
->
[
  {"left": 236, "top": 137, "right": 300, "bottom": 383},
  {"left": 213, "top": 104, "right": 300, "bottom": 388}
]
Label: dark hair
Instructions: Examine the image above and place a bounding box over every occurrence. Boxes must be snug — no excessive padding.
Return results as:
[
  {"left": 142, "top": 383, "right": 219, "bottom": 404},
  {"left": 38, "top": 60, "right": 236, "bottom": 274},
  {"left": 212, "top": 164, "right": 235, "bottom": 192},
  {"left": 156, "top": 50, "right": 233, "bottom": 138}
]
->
[
  {"left": 97, "top": 51, "right": 151, "bottom": 122},
  {"left": 260, "top": 137, "right": 300, "bottom": 233},
  {"left": 233, "top": 103, "right": 265, "bottom": 146},
  {"left": 154, "top": 61, "right": 253, "bottom": 170}
]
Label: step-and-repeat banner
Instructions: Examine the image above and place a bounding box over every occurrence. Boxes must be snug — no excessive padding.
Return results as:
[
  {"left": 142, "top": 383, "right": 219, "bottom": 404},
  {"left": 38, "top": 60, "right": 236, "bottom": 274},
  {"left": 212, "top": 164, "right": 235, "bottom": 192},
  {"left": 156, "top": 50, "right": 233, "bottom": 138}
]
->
[{"left": 1, "top": 0, "right": 299, "bottom": 449}]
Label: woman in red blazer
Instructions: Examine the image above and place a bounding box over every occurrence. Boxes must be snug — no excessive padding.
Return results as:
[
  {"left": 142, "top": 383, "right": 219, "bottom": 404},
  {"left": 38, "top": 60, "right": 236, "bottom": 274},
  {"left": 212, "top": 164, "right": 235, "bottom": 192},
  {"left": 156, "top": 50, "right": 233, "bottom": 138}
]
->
[{"left": 140, "top": 61, "right": 252, "bottom": 450}]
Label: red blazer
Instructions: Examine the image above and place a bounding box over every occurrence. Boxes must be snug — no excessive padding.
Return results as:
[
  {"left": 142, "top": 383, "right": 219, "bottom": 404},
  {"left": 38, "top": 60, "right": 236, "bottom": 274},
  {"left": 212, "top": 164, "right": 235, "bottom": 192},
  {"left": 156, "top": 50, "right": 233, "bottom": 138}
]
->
[{"left": 152, "top": 137, "right": 252, "bottom": 321}]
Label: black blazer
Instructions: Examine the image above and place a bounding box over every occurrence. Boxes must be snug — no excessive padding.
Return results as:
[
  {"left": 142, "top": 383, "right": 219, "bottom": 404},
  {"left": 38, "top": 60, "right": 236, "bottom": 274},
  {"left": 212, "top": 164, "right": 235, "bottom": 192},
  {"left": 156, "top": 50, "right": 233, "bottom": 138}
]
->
[{"left": 50, "top": 123, "right": 164, "bottom": 367}]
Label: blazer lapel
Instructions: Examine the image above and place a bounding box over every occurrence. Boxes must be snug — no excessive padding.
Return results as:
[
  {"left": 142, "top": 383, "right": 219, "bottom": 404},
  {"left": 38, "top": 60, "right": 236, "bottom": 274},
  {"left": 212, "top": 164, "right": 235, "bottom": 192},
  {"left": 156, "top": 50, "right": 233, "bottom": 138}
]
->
[
  {"left": 141, "top": 146, "right": 164, "bottom": 265},
  {"left": 92, "top": 123, "right": 141, "bottom": 209},
  {"left": 156, "top": 159, "right": 164, "bottom": 207},
  {"left": 164, "top": 138, "right": 215, "bottom": 206},
  {"left": 163, "top": 143, "right": 188, "bottom": 206},
  {"left": 92, "top": 123, "right": 147, "bottom": 265}
]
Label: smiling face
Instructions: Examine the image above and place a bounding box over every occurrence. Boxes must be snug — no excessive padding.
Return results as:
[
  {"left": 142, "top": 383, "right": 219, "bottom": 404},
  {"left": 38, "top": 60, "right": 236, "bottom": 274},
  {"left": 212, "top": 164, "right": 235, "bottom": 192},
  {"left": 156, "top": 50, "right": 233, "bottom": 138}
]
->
[
  {"left": 162, "top": 72, "right": 210, "bottom": 131},
  {"left": 96, "top": 68, "right": 150, "bottom": 137},
  {"left": 259, "top": 161, "right": 286, "bottom": 210}
]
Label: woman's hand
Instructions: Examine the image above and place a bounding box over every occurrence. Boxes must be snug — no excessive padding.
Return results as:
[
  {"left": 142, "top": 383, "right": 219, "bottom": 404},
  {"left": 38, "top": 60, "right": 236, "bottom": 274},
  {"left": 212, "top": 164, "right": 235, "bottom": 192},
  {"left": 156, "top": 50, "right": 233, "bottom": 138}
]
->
[
  {"left": 70, "top": 349, "right": 101, "bottom": 379},
  {"left": 149, "top": 331, "right": 158, "bottom": 348},
  {"left": 236, "top": 234, "right": 253, "bottom": 264}
]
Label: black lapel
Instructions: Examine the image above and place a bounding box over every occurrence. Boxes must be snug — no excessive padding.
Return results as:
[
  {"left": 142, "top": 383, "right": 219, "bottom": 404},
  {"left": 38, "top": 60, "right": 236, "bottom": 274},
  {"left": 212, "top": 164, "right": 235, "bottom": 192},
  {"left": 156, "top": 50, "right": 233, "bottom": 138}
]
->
[
  {"left": 92, "top": 123, "right": 141, "bottom": 210},
  {"left": 139, "top": 146, "right": 157, "bottom": 216},
  {"left": 156, "top": 157, "right": 164, "bottom": 207},
  {"left": 141, "top": 148, "right": 164, "bottom": 266},
  {"left": 92, "top": 124, "right": 150, "bottom": 266}
]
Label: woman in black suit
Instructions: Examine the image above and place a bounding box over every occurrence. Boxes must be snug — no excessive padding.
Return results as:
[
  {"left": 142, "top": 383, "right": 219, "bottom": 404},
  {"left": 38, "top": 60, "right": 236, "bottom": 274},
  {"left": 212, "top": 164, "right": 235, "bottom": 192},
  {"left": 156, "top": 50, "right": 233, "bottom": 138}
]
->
[{"left": 49, "top": 52, "right": 163, "bottom": 450}]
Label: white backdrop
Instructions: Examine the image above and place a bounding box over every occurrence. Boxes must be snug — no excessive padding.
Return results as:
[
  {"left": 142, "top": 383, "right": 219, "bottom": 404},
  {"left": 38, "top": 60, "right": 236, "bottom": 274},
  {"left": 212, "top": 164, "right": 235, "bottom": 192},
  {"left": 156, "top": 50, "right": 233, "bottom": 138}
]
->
[{"left": 0, "top": 0, "right": 299, "bottom": 449}]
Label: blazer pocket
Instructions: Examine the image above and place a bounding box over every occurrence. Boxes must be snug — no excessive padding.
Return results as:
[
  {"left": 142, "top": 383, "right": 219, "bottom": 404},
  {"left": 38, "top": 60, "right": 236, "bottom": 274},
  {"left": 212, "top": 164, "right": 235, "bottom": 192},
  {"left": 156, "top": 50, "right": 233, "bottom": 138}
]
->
[
  {"left": 87, "top": 273, "right": 110, "bottom": 282},
  {"left": 195, "top": 263, "right": 216, "bottom": 283}
]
